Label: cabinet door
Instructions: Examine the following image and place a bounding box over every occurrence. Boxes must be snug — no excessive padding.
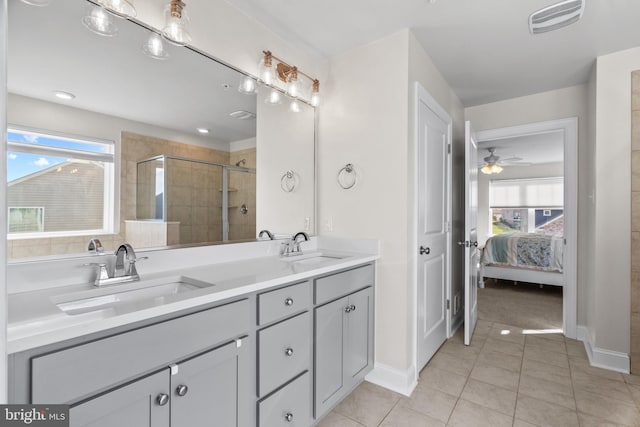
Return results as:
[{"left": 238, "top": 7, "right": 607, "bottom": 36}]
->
[
  {"left": 171, "top": 339, "right": 249, "bottom": 427},
  {"left": 345, "top": 287, "right": 373, "bottom": 381},
  {"left": 314, "top": 296, "right": 347, "bottom": 417},
  {"left": 69, "top": 370, "right": 169, "bottom": 427}
]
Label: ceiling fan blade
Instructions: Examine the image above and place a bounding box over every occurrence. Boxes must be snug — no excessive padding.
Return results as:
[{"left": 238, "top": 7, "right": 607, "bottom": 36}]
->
[
  {"left": 500, "top": 156, "right": 523, "bottom": 162},
  {"left": 500, "top": 161, "right": 532, "bottom": 167}
]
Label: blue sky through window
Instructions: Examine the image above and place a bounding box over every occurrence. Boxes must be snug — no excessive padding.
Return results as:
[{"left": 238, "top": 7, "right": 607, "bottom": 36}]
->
[{"left": 6, "top": 130, "right": 110, "bottom": 182}]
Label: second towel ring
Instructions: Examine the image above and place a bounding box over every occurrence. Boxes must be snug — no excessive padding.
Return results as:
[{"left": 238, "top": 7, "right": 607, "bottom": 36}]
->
[
  {"left": 281, "top": 170, "right": 298, "bottom": 192},
  {"left": 338, "top": 163, "right": 357, "bottom": 189}
]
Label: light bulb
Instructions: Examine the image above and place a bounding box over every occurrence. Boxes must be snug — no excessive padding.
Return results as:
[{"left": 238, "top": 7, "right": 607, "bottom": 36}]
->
[
  {"left": 289, "top": 99, "right": 301, "bottom": 113},
  {"left": 81, "top": 5, "right": 118, "bottom": 37},
  {"left": 265, "top": 88, "right": 282, "bottom": 105},
  {"left": 142, "top": 33, "right": 169, "bottom": 60},
  {"left": 286, "top": 67, "right": 300, "bottom": 98},
  {"left": 238, "top": 76, "right": 256, "bottom": 94}
]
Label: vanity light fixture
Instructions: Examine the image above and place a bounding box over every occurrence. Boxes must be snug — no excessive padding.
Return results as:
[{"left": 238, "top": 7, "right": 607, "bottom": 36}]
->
[
  {"left": 98, "top": 0, "right": 137, "bottom": 19},
  {"left": 142, "top": 33, "right": 170, "bottom": 60},
  {"left": 82, "top": 4, "right": 118, "bottom": 37},
  {"left": 54, "top": 91, "right": 76, "bottom": 101},
  {"left": 162, "top": 0, "right": 192, "bottom": 46},
  {"left": 258, "top": 50, "right": 321, "bottom": 108}
]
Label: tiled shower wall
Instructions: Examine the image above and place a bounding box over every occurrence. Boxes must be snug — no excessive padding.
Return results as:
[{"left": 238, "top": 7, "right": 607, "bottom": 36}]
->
[
  {"left": 229, "top": 148, "right": 257, "bottom": 241},
  {"left": 631, "top": 70, "right": 640, "bottom": 373}
]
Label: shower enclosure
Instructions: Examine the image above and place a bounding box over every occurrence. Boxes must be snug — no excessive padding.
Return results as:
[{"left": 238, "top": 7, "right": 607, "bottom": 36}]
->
[{"left": 135, "top": 155, "right": 256, "bottom": 245}]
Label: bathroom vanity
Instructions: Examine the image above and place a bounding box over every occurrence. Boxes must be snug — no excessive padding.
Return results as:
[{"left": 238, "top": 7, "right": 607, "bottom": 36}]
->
[{"left": 7, "top": 240, "right": 377, "bottom": 427}]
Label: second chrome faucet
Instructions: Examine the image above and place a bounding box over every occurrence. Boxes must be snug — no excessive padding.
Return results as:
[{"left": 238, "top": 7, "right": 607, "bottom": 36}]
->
[{"left": 281, "top": 232, "right": 309, "bottom": 257}]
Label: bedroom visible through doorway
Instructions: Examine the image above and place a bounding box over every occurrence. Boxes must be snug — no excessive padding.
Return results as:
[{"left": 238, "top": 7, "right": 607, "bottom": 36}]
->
[{"left": 474, "top": 118, "right": 577, "bottom": 338}]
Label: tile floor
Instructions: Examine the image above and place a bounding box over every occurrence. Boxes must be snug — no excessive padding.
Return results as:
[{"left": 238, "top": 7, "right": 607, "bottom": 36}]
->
[{"left": 318, "top": 321, "right": 640, "bottom": 427}]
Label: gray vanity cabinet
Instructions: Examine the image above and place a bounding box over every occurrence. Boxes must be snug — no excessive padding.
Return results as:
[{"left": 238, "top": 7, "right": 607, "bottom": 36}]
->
[
  {"left": 69, "top": 370, "right": 169, "bottom": 427},
  {"left": 313, "top": 264, "right": 374, "bottom": 420},
  {"left": 69, "top": 339, "right": 248, "bottom": 427}
]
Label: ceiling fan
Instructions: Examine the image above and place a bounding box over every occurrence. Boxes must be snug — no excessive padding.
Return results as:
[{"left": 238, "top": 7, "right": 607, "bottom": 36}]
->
[{"left": 478, "top": 147, "right": 530, "bottom": 175}]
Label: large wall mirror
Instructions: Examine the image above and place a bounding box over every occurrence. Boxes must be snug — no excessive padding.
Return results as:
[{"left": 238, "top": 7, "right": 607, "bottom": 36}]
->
[{"left": 6, "top": 0, "right": 316, "bottom": 260}]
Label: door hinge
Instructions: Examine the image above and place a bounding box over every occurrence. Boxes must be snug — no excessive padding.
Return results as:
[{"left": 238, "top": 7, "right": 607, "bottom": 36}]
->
[
  {"left": 447, "top": 143, "right": 451, "bottom": 154},
  {"left": 446, "top": 299, "right": 450, "bottom": 310}
]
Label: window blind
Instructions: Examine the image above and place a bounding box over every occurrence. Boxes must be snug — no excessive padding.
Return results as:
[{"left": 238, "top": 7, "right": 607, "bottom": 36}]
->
[{"left": 489, "top": 177, "right": 564, "bottom": 208}]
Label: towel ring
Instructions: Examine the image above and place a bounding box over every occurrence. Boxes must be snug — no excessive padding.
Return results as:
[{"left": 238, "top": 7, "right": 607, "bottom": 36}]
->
[
  {"left": 281, "top": 170, "right": 297, "bottom": 192},
  {"left": 337, "top": 163, "right": 357, "bottom": 189}
]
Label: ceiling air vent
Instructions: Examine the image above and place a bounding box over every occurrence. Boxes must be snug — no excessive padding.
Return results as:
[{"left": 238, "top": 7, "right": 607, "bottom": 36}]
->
[
  {"left": 529, "top": 0, "right": 585, "bottom": 34},
  {"left": 229, "top": 110, "right": 256, "bottom": 120}
]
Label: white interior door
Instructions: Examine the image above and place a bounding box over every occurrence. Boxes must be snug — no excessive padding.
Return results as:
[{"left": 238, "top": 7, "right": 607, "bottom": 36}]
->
[
  {"left": 463, "top": 121, "right": 479, "bottom": 346},
  {"left": 416, "top": 89, "right": 451, "bottom": 370}
]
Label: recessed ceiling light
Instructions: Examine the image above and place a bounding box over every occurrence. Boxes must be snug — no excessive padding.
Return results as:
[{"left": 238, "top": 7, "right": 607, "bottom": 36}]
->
[
  {"left": 196, "top": 128, "right": 210, "bottom": 134},
  {"left": 229, "top": 110, "right": 256, "bottom": 120},
  {"left": 54, "top": 91, "right": 76, "bottom": 100}
]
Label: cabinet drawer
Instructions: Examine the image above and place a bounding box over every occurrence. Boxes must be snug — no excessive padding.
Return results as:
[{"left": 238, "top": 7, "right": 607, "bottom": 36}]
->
[
  {"left": 258, "top": 311, "right": 310, "bottom": 396},
  {"left": 258, "top": 372, "right": 311, "bottom": 427},
  {"left": 315, "top": 264, "right": 374, "bottom": 305},
  {"left": 258, "top": 281, "right": 311, "bottom": 326},
  {"left": 32, "top": 299, "right": 250, "bottom": 404}
]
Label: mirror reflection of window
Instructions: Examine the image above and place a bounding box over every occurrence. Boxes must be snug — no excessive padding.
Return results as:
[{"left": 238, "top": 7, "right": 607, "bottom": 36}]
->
[{"left": 6, "top": 128, "right": 115, "bottom": 238}]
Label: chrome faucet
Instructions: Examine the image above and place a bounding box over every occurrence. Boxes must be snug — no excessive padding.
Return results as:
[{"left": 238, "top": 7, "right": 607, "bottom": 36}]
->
[
  {"left": 258, "top": 229, "right": 275, "bottom": 240},
  {"left": 114, "top": 243, "right": 140, "bottom": 280},
  {"left": 281, "top": 232, "right": 309, "bottom": 257},
  {"left": 85, "top": 243, "right": 145, "bottom": 287}
]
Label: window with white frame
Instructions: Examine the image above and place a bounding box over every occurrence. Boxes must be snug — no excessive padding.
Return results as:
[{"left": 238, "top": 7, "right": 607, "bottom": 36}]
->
[
  {"left": 6, "top": 127, "right": 115, "bottom": 238},
  {"left": 489, "top": 177, "right": 564, "bottom": 236}
]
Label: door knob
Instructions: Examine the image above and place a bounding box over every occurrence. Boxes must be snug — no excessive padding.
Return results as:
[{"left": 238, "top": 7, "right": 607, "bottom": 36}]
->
[
  {"left": 419, "top": 246, "right": 430, "bottom": 255},
  {"left": 156, "top": 393, "right": 169, "bottom": 406},
  {"left": 176, "top": 385, "right": 188, "bottom": 397}
]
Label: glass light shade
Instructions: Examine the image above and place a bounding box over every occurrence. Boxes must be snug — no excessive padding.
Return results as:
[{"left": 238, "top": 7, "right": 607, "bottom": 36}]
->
[
  {"left": 310, "top": 91, "right": 320, "bottom": 107},
  {"left": 286, "top": 78, "right": 301, "bottom": 98},
  {"left": 161, "top": 5, "right": 192, "bottom": 46},
  {"left": 265, "top": 88, "right": 282, "bottom": 105},
  {"left": 81, "top": 5, "right": 118, "bottom": 37},
  {"left": 258, "top": 60, "right": 276, "bottom": 86},
  {"left": 142, "top": 33, "right": 169, "bottom": 60},
  {"left": 238, "top": 76, "right": 256, "bottom": 94},
  {"left": 481, "top": 164, "right": 503, "bottom": 175},
  {"left": 289, "top": 99, "right": 301, "bottom": 113},
  {"left": 98, "top": 0, "right": 136, "bottom": 18}
]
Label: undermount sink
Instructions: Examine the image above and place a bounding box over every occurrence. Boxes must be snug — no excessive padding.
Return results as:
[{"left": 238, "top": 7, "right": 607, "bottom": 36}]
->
[
  {"left": 282, "top": 252, "right": 346, "bottom": 267},
  {"left": 53, "top": 276, "right": 213, "bottom": 316}
]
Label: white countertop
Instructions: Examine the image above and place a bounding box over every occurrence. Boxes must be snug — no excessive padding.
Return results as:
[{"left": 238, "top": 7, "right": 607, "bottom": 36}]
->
[{"left": 7, "top": 248, "right": 377, "bottom": 354}]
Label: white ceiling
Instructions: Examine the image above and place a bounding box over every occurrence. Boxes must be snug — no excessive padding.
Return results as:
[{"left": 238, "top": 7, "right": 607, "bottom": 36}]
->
[
  {"left": 478, "top": 131, "right": 564, "bottom": 165},
  {"left": 224, "top": 0, "right": 640, "bottom": 106}
]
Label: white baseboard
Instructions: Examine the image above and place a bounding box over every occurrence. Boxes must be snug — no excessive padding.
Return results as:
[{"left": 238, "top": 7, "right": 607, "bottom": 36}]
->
[
  {"left": 576, "top": 326, "right": 630, "bottom": 374},
  {"left": 365, "top": 363, "right": 417, "bottom": 397}
]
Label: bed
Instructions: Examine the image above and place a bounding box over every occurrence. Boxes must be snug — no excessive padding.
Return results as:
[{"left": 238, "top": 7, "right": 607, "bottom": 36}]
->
[{"left": 480, "top": 233, "right": 564, "bottom": 287}]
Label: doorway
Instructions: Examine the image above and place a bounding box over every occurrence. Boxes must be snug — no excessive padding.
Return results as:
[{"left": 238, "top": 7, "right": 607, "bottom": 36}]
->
[{"left": 474, "top": 118, "right": 577, "bottom": 339}]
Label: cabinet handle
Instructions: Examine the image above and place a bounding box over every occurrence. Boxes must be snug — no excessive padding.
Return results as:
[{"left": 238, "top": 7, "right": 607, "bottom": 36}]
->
[
  {"left": 176, "top": 384, "right": 189, "bottom": 397},
  {"left": 345, "top": 306, "right": 352, "bottom": 313},
  {"left": 156, "top": 393, "right": 169, "bottom": 406},
  {"left": 284, "top": 347, "right": 294, "bottom": 357},
  {"left": 350, "top": 304, "right": 356, "bottom": 312},
  {"left": 284, "top": 297, "right": 294, "bottom": 306},
  {"left": 284, "top": 412, "right": 294, "bottom": 422}
]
